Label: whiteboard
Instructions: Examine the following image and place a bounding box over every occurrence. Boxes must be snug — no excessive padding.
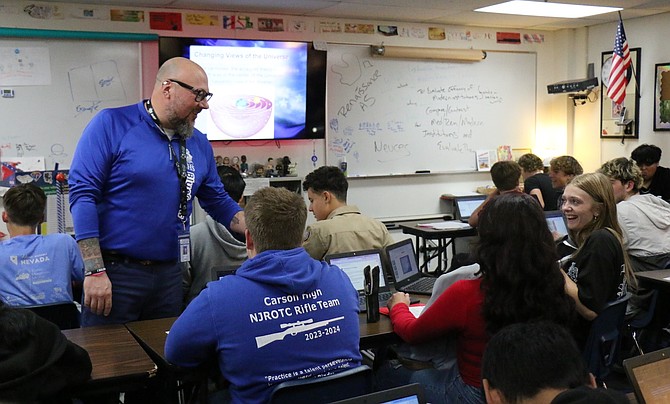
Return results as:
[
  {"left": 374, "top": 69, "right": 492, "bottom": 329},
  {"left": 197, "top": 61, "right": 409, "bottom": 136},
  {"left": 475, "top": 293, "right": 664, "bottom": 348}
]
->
[
  {"left": 326, "top": 45, "right": 536, "bottom": 177},
  {"left": 0, "top": 38, "right": 142, "bottom": 170}
]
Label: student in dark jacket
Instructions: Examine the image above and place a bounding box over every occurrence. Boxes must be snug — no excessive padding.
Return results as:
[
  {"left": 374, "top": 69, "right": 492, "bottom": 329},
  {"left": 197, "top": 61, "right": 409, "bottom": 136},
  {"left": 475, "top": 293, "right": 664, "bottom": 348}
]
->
[
  {"left": 0, "top": 301, "right": 92, "bottom": 402},
  {"left": 631, "top": 143, "right": 670, "bottom": 202},
  {"left": 518, "top": 153, "right": 558, "bottom": 210}
]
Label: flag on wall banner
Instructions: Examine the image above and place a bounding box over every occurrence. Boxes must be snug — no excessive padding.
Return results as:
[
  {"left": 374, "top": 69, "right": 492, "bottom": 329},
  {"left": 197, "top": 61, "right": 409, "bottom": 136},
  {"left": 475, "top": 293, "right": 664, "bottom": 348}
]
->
[{"left": 607, "top": 19, "right": 631, "bottom": 105}]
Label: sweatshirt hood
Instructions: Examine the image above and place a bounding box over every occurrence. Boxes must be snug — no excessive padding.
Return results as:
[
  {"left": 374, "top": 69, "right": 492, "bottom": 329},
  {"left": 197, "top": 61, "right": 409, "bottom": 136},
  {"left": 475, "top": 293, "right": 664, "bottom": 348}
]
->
[
  {"left": 626, "top": 194, "right": 670, "bottom": 230},
  {"left": 0, "top": 314, "right": 66, "bottom": 389},
  {"left": 235, "top": 248, "right": 324, "bottom": 295},
  {"left": 204, "top": 215, "right": 247, "bottom": 259}
]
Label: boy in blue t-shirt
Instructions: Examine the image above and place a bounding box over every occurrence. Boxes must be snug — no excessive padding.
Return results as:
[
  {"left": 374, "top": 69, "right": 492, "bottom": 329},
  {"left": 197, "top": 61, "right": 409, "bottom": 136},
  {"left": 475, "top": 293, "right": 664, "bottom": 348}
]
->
[{"left": 0, "top": 183, "right": 84, "bottom": 306}]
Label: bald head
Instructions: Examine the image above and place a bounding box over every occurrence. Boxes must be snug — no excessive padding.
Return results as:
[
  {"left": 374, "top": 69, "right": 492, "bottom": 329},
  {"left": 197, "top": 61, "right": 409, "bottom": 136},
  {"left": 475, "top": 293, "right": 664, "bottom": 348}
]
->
[
  {"left": 149, "top": 57, "right": 211, "bottom": 137},
  {"left": 154, "top": 57, "right": 208, "bottom": 91}
]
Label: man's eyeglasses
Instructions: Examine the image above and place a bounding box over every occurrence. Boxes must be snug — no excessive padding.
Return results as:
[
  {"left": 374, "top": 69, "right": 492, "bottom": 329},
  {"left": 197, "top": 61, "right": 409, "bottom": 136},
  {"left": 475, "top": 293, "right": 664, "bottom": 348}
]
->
[{"left": 165, "top": 79, "right": 213, "bottom": 102}]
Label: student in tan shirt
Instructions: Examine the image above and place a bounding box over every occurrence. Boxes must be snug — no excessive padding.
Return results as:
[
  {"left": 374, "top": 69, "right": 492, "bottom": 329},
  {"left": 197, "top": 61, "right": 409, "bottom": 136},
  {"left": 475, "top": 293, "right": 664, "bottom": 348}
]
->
[{"left": 302, "top": 166, "right": 394, "bottom": 260}]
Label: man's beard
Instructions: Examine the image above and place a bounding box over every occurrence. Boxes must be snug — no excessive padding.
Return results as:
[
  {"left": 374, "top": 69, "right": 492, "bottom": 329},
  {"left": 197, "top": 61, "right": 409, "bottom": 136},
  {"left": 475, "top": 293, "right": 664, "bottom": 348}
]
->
[
  {"left": 168, "top": 116, "right": 194, "bottom": 139},
  {"left": 166, "top": 107, "right": 195, "bottom": 139}
]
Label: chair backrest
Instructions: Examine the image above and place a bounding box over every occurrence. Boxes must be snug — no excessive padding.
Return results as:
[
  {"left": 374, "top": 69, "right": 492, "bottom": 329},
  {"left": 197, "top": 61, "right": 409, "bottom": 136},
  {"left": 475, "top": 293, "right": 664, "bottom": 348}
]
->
[
  {"left": 22, "top": 302, "right": 80, "bottom": 330},
  {"left": 269, "top": 365, "right": 373, "bottom": 404},
  {"left": 583, "top": 294, "right": 630, "bottom": 381},
  {"left": 628, "top": 289, "right": 659, "bottom": 330}
]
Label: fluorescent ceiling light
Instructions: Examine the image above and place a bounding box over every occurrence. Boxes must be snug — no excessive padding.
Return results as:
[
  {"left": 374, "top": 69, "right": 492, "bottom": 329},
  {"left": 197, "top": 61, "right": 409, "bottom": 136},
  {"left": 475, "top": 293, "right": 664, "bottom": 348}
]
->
[{"left": 475, "top": 1, "right": 622, "bottom": 19}]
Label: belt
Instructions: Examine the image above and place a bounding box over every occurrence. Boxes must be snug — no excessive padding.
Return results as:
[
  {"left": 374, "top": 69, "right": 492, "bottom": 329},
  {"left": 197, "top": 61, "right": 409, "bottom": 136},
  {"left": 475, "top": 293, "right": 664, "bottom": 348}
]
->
[
  {"left": 101, "top": 251, "right": 176, "bottom": 267},
  {"left": 396, "top": 357, "right": 434, "bottom": 371}
]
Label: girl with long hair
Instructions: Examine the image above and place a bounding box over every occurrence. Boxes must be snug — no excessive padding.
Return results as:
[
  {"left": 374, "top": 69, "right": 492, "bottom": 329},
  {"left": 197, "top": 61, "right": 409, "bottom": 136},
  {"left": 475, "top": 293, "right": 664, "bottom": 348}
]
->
[
  {"left": 384, "top": 193, "right": 573, "bottom": 404},
  {"left": 560, "top": 172, "right": 634, "bottom": 346}
]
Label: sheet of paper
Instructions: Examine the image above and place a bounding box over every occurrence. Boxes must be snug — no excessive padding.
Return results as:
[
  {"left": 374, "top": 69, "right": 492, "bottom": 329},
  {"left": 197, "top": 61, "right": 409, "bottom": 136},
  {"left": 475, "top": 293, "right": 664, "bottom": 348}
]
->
[
  {"left": 417, "top": 221, "right": 470, "bottom": 230},
  {"left": 409, "top": 305, "right": 424, "bottom": 318},
  {"left": 243, "top": 178, "right": 270, "bottom": 196}
]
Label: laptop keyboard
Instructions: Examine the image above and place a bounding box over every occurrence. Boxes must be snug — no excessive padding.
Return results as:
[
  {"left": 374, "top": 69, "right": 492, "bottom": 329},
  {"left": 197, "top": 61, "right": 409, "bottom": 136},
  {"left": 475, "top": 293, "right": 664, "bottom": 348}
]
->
[
  {"left": 358, "top": 291, "right": 393, "bottom": 311},
  {"left": 405, "top": 277, "right": 435, "bottom": 293}
]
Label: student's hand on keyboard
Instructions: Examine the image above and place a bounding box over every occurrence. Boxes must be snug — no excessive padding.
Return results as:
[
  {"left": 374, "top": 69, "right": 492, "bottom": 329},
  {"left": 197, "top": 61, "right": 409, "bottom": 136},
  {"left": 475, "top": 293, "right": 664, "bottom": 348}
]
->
[{"left": 387, "top": 292, "right": 411, "bottom": 311}]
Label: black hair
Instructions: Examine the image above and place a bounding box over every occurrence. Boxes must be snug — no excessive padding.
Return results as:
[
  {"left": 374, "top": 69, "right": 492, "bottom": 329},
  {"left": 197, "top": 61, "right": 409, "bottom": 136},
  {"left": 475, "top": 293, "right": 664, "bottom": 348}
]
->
[
  {"left": 302, "top": 166, "right": 348, "bottom": 202},
  {"left": 217, "top": 165, "right": 246, "bottom": 202},
  {"left": 2, "top": 183, "right": 47, "bottom": 227},
  {"left": 0, "top": 302, "right": 35, "bottom": 350},
  {"left": 475, "top": 193, "right": 574, "bottom": 334},
  {"left": 631, "top": 144, "right": 662, "bottom": 166},
  {"left": 490, "top": 161, "right": 521, "bottom": 191},
  {"left": 482, "top": 321, "right": 590, "bottom": 403}
]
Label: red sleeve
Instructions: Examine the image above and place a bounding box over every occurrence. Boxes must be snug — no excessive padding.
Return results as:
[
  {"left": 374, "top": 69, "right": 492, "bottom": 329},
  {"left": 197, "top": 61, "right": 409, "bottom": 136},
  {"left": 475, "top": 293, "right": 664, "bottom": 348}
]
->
[{"left": 389, "top": 280, "right": 475, "bottom": 344}]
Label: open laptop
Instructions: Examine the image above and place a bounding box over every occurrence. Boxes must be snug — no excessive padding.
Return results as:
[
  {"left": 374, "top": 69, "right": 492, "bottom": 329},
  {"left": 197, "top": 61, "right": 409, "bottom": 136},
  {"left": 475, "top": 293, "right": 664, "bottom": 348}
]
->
[
  {"left": 325, "top": 249, "right": 395, "bottom": 313},
  {"left": 213, "top": 263, "right": 244, "bottom": 279},
  {"left": 623, "top": 347, "right": 670, "bottom": 404},
  {"left": 331, "top": 383, "right": 426, "bottom": 404},
  {"left": 385, "top": 238, "right": 435, "bottom": 295},
  {"left": 544, "top": 210, "right": 569, "bottom": 240},
  {"left": 454, "top": 195, "right": 487, "bottom": 222}
]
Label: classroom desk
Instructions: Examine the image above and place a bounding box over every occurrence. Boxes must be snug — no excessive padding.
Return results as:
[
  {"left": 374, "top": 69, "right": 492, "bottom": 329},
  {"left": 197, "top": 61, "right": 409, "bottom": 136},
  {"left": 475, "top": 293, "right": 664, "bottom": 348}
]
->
[
  {"left": 62, "top": 324, "right": 157, "bottom": 396},
  {"left": 399, "top": 221, "right": 477, "bottom": 273},
  {"left": 126, "top": 317, "right": 210, "bottom": 403},
  {"left": 635, "top": 269, "right": 670, "bottom": 289}
]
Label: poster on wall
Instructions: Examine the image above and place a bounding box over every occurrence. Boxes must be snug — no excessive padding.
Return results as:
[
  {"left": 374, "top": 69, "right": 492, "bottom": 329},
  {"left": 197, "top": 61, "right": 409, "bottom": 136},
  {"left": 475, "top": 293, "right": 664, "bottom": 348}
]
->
[{"left": 654, "top": 62, "right": 670, "bottom": 131}]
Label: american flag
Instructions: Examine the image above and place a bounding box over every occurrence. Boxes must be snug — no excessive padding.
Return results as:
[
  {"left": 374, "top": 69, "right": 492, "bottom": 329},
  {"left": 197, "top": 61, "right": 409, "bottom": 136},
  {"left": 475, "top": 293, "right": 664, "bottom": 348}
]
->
[{"left": 607, "top": 20, "right": 631, "bottom": 105}]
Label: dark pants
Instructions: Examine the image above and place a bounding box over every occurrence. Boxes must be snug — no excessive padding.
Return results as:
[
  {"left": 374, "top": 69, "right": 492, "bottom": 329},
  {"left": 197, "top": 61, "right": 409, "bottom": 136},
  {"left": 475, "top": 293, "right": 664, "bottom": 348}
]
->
[{"left": 81, "top": 259, "right": 184, "bottom": 327}]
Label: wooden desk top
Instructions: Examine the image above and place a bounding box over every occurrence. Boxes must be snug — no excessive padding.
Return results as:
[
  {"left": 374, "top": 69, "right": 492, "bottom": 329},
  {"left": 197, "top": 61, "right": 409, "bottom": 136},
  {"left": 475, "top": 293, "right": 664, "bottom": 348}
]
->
[
  {"left": 62, "top": 324, "right": 156, "bottom": 388},
  {"left": 399, "top": 222, "right": 477, "bottom": 239},
  {"left": 126, "top": 317, "right": 177, "bottom": 368},
  {"left": 359, "top": 312, "right": 399, "bottom": 349}
]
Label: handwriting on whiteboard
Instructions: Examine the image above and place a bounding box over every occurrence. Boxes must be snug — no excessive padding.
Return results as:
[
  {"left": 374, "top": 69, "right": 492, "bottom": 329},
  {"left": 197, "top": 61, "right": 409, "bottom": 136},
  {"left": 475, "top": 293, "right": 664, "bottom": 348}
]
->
[{"left": 68, "top": 60, "right": 127, "bottom": 116}]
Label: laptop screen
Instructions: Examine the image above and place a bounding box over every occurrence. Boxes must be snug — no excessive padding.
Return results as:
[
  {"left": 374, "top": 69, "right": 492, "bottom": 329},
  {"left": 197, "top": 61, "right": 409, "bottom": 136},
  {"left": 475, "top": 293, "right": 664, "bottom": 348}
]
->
[
  {"left": 455, "top": 195, "right": 486, "bottom": 219},
  {"left": 624, "top": 347, "right": 670, "bottom": 404},
  {"left": 331, "top": 383, "right": 426, "bottom": 404},
  {"left": 326, "top": 250, "right": 387, "bottom": 292},
  {"left": 544, "top": 211, "right": 568, "bottom": 239},
  {"left": 386, "top": 239, "right": 419, "bottom": 283}
]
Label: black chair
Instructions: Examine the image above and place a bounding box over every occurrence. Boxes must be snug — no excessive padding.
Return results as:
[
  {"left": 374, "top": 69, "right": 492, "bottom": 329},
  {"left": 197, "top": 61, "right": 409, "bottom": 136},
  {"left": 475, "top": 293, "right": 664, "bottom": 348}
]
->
[
  {"left": 23, "top": 301, "right": 80, "bottom": 330},
  {"left": 583, "top": 294, "right": 630, "bottom": 382},
  {"left": 269, "top": 365, "right": 373, "bottom": 404},
  {"left": 626, "top": 289, "right": 660, "bottom": 355}
]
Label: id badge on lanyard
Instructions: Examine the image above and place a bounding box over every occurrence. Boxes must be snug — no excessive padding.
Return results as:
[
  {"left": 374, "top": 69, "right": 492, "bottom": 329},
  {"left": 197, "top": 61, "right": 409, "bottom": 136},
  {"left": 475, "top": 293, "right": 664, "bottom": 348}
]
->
[
  {"left": 147, "top": 98, "right": 193, "bottom": 264},
  {"left": 178, "top": 231, "right": 190, "bottom": 263}
]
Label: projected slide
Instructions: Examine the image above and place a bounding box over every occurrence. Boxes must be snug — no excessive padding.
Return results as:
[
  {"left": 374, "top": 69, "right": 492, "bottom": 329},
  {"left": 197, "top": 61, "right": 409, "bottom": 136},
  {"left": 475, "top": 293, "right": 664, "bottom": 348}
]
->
[{"left": 190, "top": 41, "right": 308, "bottom": 140}]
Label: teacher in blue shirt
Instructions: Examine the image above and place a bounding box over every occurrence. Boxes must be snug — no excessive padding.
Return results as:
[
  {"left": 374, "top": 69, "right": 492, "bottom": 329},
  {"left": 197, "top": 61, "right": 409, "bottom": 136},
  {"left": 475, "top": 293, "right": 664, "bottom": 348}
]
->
[{"left": 69, "top": 57, "right": 245, "bottom": 326}]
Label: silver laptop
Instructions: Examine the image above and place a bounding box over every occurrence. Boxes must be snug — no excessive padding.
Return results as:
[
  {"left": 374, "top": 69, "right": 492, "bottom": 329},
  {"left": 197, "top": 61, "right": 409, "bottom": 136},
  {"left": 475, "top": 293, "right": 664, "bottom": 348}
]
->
[
  {"left": 454, "top": 195, "right": 487, "bottom": 222},
  {"left": 544, "top": 210, "right": 568, "bottom": 239},
  {"left": 385, "top": 239, "right": 435, "bottom": 295},
  {"left": 325, "top": 249, "right": 393, "bottom": 312}
]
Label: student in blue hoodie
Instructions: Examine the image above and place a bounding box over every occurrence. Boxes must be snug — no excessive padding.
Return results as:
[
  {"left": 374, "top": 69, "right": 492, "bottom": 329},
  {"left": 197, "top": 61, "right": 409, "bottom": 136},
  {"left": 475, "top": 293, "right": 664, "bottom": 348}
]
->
[{"left": 165, "top": 187, "right": 362, "bottom": 403}]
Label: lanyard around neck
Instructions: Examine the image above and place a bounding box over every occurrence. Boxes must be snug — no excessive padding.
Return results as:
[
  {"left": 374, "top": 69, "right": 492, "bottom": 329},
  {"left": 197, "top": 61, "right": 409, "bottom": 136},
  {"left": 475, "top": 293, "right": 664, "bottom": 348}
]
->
[{"left": 146, "top": 99, "right": 189, "bottom": 228}]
